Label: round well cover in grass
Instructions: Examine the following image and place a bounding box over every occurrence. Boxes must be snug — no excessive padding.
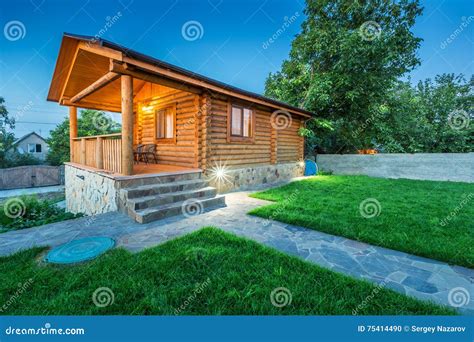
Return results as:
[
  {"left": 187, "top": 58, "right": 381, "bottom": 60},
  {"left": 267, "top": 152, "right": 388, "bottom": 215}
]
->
[
  {"left": 304, "top": 159, "right": 318, "bottom": 176},
  {"left": 45, "top": 237, "right": 115, "bottom": 264}
]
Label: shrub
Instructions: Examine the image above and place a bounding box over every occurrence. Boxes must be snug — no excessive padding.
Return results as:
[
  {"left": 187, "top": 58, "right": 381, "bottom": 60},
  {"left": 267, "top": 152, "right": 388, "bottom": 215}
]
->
[{"left": 0, "top": 195, "right": 81, "bottom": 231}]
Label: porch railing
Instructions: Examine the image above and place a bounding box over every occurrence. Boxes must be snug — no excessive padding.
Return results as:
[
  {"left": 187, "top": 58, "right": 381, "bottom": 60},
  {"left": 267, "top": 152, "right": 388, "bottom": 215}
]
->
[{"left": 71, "top": 133, "right": 122, "bottom": 174}]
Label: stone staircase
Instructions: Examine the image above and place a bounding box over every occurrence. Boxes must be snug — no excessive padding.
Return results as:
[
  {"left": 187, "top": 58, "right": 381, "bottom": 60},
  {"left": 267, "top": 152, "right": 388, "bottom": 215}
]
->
[{"left": 117, "top": 171, "right": 225, "bottom": 224}]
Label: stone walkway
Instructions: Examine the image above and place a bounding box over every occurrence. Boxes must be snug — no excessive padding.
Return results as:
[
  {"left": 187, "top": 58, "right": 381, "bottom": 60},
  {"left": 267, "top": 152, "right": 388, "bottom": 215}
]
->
[{"left": 0, "top": 191, "right": 472, "bottom": 314}]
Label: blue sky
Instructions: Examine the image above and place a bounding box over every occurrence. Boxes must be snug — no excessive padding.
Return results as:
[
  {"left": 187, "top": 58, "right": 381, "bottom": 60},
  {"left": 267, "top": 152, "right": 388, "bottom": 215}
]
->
[{"left": 0, "top": 0, "right": 473, "bottom": 138}]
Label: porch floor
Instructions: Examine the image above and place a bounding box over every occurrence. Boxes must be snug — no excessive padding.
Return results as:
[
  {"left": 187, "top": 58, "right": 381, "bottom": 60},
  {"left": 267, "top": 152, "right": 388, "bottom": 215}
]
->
[
  {"left": 65, "top": 162, "right": 201, "bottom": 180},
  {"left": 132, "top": 163, "right": 200, "bottom": 176}
]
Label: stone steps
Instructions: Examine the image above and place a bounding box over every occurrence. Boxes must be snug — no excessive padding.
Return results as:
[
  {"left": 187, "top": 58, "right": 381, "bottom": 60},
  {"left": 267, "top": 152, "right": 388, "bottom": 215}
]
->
[
  {"left": 127, "top": 186, "right": 217, "bottom": 210},
  {"left": 134, "top": 195, "right": 226, "bottom": 224},
  {"left": 118, "top": 170, "right": 225, "bottom": 224}
]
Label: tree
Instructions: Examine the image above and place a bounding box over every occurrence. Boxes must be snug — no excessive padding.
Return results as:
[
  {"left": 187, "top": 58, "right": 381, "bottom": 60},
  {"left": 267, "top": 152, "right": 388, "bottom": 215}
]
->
[
  {"left": 265, "top": 0, "right": 423, "bottom": 153},
  {"left": 375, "top": 74, "right": 473, "bottom": 153},
  {"left": 46, "top": 109, "right": 121, "bottom": 165},
  {"left": 0, "top": 97, "right": 16, "bottom": 167}
]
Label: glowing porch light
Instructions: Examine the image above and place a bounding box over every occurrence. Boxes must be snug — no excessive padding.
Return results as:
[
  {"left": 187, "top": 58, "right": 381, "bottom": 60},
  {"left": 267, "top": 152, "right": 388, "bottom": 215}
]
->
[{"left": 141, "top": 105, "right": 154, "bottom": 112}]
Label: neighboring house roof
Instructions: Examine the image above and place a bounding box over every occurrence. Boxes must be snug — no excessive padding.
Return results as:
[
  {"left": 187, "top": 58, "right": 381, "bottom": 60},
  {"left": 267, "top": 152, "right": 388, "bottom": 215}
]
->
[
  {"left": 12, "top": 132, "right": 47, "bottom": 146},
  {"left": 47, "top": 32, "right": 315, "bottom": 118}
]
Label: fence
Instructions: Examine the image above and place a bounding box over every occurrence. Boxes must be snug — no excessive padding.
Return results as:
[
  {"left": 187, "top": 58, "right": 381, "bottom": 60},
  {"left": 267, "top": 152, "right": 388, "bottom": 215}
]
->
[
  {"left": 0, "top": 165, "right": 64, "bottom": 190},
  {"left": 71, "top": 133, "right": 122, "bottom": 174},
  {"left": 316, "top": 153, "right": 473, "bottom": 183}
]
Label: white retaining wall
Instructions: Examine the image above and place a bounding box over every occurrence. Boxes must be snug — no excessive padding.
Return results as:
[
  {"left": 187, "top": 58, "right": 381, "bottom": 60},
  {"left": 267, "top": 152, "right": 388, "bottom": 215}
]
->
[{"left": 316, "top": 153, "right": 473, "bottom": 183}]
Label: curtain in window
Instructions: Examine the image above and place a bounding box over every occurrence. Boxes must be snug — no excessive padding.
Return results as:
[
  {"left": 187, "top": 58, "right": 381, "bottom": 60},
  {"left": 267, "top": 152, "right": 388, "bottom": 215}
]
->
[{"left": 231, "top": 107, "right": 242, "bottom": 135}]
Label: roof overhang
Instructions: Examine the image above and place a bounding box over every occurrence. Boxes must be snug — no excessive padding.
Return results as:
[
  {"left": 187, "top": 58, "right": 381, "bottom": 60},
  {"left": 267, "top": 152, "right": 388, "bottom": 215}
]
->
[{"left": 47, "top": 33, "right": 315, "bottom": 118}]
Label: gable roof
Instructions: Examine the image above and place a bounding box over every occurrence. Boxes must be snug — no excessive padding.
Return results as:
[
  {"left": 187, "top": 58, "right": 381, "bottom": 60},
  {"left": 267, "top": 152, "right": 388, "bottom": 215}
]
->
[
  {"left": 47, "top": 33, "right": 314, "bottom": 118},
  {"left": 13, "top": 132, "right": 46, "bottom": 146}
]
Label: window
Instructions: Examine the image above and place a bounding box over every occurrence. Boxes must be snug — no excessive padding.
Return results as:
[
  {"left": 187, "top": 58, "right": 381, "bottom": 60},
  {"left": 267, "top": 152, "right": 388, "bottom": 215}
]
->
[
  {"left": 228, "top": 103, "right": 254, "bottom": 141},
  {"left": 155, "top": 105, "right": 176, "bottom": 142},
  {"left": 28, "top": 144, "right": 42, "bottom": 153}
]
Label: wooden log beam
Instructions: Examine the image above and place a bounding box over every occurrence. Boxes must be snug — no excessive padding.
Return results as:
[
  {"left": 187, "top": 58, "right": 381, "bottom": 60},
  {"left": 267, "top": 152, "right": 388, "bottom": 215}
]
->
[
  {"left": 69, "top": 71, "right": 120, "bottom": 103},
  {"left": 110, "top": 61, "right": 202, "bottom": 95},
  {"left": 121, "top": 75, "right": 134, "bottom": 176},
  {"left": 69, "top": 106, "right": 77, "bottom": 161},
  {"left": 62, "top": 98, "right": 121, "bottom": 113}
]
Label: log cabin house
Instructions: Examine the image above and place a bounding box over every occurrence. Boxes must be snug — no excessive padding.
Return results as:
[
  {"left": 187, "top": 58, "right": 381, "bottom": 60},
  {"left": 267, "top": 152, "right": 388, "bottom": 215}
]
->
[{"left": 47, "top": 33, "right": 314, "bottom": 223}]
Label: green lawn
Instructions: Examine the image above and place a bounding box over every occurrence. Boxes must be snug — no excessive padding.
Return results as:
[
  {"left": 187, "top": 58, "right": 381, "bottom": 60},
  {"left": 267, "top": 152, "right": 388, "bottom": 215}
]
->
[
  {"left": 0, "top": 228, "right": 453, "bottom": 315},
  {"left": 250, "top": 175, "right": 474, "bottom": 268}
]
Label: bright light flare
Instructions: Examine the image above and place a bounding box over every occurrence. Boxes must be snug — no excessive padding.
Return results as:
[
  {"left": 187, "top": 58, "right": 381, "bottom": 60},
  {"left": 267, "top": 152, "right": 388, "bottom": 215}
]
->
[{"left": 208, "top": 161, "right": 232, "bottom": 185}]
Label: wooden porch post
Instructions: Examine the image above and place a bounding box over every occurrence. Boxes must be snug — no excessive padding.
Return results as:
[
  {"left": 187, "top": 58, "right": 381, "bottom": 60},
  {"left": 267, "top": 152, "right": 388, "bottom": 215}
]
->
[
  {"left": 69, "top": 106, "right": 77, "bottom": 161},
  {"left": 121, "top": 75, "right": 134, "bottom": 175}
]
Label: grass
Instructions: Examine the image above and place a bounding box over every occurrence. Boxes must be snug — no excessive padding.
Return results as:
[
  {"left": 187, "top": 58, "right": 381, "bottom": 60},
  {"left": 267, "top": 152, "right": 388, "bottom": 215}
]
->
[
  {"left": 0, "top": 195, "right": 81, "bottom": 232},
  {"left": 249, "top": 175, "right": 474, "bottom": 268},
  {"left": 0, "top": 227, "right": 454, "bottom": 315}
]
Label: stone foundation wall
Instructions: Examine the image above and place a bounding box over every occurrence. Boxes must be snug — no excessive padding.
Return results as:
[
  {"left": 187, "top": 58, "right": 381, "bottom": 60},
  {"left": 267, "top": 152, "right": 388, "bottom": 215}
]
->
[
  {"left": 205, "top": 162, "right": 304, "bottom": 193},
  {"left": 65, "top": 164, "right": 118, "bottom": 215}
]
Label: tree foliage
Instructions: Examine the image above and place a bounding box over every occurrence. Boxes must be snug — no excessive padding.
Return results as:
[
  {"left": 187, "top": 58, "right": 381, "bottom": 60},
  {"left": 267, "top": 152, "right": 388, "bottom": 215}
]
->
[
  {"left": 0, "top": 97, "right": 39, "bottom": 168},
  {"left": 46, "top": 109, "right": 121, "bottom": 165},
  {"left": 265, "top": 0, "right": 423, "bottom": 153},
  {"left": 374, "top": 74, "right": 473, "bottom": 153}
]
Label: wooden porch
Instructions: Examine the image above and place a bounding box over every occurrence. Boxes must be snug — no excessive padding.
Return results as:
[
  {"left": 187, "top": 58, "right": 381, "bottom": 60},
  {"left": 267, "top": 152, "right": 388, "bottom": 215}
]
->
[{"left": 70, "top": 131, "right": 200, "bottom": 177}]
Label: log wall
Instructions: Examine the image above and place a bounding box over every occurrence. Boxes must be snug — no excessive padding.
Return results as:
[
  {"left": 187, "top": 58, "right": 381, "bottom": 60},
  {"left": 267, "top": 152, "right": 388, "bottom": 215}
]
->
[{"left": 134, "top": 83, "right": 199, "bottom": 167}]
